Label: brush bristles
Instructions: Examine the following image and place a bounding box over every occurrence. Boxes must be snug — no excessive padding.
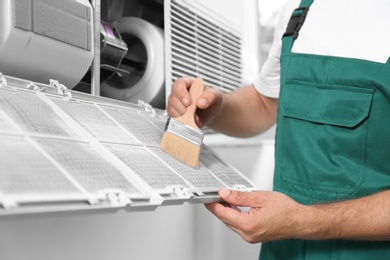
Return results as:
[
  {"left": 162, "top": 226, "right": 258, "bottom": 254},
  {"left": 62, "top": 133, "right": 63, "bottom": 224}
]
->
[{"left": 160, "top": 131, "right": 201, "bottom": 168}]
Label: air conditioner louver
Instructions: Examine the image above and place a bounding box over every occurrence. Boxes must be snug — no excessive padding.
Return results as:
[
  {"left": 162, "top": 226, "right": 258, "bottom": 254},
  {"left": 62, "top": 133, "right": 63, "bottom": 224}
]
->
[{"left": 166, "top": 0, "right": 243, "bottom": 93}]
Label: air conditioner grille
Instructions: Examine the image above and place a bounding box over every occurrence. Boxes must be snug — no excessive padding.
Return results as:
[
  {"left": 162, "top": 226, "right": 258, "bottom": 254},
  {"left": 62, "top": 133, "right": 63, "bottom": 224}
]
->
[{"left": 167, "top": 0, "right": 243, "bottom": 93}]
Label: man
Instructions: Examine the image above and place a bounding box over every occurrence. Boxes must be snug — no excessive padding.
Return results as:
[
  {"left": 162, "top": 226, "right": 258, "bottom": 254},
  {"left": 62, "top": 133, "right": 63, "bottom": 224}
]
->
[{"left": 166, "top": 0, "right": 390, "bottom": 258}]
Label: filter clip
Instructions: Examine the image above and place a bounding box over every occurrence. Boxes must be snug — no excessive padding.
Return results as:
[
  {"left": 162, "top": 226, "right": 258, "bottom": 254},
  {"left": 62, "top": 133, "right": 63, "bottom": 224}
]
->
[
  {"left": 50, "top": 79, "right": 72, "bottom": 100},
  {"left": 0, "top": 72, "right": 7, "bottom": 88}
]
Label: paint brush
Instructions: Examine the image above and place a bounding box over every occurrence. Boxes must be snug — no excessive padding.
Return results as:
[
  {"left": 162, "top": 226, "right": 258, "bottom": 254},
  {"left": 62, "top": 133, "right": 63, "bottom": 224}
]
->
[{"left": 160, "top": 77, "right": 205, "bottom": 168}]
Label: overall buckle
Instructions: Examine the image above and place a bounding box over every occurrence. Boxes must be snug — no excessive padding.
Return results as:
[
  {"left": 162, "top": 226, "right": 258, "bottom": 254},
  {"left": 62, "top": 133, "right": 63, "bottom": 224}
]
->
[{"left": 283, "top": 6, "right": 310, "bottom": 40}]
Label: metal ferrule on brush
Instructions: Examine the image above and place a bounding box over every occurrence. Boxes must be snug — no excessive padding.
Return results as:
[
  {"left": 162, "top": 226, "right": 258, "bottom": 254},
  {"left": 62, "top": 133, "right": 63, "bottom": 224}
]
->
[{"left": 164, "top": 118, "right": 204, "bottom": 147}]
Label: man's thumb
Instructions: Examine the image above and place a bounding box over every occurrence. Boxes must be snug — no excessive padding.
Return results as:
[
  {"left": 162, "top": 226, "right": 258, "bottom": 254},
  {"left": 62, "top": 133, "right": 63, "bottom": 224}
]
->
[{"left": 218, "top": 188, "right": 252, "bottom": 207}]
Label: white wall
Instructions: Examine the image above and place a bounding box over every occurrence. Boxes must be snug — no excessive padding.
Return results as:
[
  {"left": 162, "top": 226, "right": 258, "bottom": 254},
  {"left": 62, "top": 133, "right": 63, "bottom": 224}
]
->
[{"left": 0, "top": 205, "right": 196, "bottom": 260}]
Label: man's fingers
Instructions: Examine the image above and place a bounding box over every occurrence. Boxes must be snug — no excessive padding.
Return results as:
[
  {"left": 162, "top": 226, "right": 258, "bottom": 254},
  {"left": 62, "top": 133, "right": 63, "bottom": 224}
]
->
[
  {"left": 171, "top": 77, "right": 194, "bottom": 106},
  {"left": 197, "top": 87, "right": 221, "bottom": 109},
  {"left": 205, "top": 202, "right": 243, "bottom": 226},
  {"left": 205, "top": 202, "right": 249, "bottom": 231},
  {"left": 219, "top": 189, "right": 262, "bottom": 207},
  {"left": 167, "top": 95, "right": 187, "bottom": 117}
]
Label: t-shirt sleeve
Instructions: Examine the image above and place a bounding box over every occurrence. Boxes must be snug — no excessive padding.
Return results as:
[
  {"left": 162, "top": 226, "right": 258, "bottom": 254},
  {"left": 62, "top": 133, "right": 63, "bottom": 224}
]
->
[{"left": 254, "top": 1, "right": 299, "bottom": 98}]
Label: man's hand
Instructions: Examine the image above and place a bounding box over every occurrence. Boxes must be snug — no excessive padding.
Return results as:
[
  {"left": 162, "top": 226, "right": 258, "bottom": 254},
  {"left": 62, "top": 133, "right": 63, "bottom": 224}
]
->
[
  {"left": 206, "top": 188, "right": 390, "bottom": 243},
  {"left": 205, "top": 189, "right": 309, "bottom": 243},
  {"left": 166, "top": 77, "right": 223, "bottom": 128}
]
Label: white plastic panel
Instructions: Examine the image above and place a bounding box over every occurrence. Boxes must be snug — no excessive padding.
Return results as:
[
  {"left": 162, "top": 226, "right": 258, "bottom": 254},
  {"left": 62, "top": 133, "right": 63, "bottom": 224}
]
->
[
  {"left": 0, "top": 80, "right": 157, "bottom": 212},
  {"left": 0, "top": 74, "right": 256, "bottom": 214},
  {"left": 0, "top": 0, "right": 94, "bottom": 89},
  {"left": 0, "top": 88, "right": 80, "bottom": 139},
  {"left": 200, "top": 147, "right": 254, "bottom": 188},
  {"left": 0, "top": 110, "right": 19, "bottom": 134},
  {"left": 51, "top": 98, "right": 137, "bottom": 144},
  {"left": 104, "top": 144, "right": 189, "bottom": 191},
  {"left": 100, "top": 105, "right": 164, "bottom": 147},
  {"left": 0, "top": 135, "right": 86, "bottom": 204},
  {"left": 144, "top": 113, "right": 168, "bottom": 131},
  {"left": 150, "top": 148, "right": 224, "bottom": 189},
  {"left": 34, "top": 138, "right": 144, "bottom": 198}
]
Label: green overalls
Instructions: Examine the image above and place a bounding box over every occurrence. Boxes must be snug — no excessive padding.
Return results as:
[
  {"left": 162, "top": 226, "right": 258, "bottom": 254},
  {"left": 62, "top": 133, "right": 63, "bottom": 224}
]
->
[{"left": 260, "top": 0, "right": 390, "bottom": 259}]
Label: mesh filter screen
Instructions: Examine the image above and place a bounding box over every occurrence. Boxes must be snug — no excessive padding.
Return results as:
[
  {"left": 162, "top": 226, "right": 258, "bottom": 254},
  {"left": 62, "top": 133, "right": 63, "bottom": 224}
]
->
[
  {"left": 0, "top": 111, "right": 19, "bottom": 134},
  {"left": 0, "top": 82, "right": 255, "bottom": 210},
  {"left": 0, "top": 135, "right": 80, "bottom": 195},
  {"left": 51, "top": 98, "right": 137, "bottom": 144},
  {"left": 0, "top": 89, "right": 79, "bottom": 138},
  {"left": 105, "top": 143, "right": 189, "bottom": 190},
  {"left": 100, "top": 105, "right": 164, "bottom": 147},
  {"left": 200, "top": 148, "right": 253, "bottom": 187},
  {"left": 144, "top": 114, "right": 168, "bottom": 131},
  {"left": 150, "top": 148, "right": 224, "bottom": 188},
  {"left": 35, "top": 138, "right": 142, "bottom": 196}
]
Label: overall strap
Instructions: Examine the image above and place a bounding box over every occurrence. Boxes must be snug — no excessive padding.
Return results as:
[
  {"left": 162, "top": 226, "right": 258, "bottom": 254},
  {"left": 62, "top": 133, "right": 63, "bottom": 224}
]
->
[{"left": 281, "top": 0, "right": 314, "bottom": 54}]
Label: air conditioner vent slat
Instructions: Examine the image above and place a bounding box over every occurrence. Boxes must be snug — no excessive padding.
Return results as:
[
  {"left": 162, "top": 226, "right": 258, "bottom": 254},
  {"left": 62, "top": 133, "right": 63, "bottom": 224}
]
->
[
  {"left": 166, "top": 0, "right": 244, "bottom": 94},
  {"left": 172, "top": 55, "right": 240, "bottom": 80},
  {"left": 171, "top": 33, "right": 242, "bottom": 66},
  {"left": 171, "top": 6, "right": 242, "bottom": 45},
  {"left": 172, "top": 56, "right": 242, "bottom": 84},
  {"left": 170, "top": 24, "right": 242, "bottom": 60}
]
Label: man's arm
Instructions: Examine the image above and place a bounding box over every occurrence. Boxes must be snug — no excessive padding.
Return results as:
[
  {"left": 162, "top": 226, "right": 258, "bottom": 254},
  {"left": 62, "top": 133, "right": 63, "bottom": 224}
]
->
[
  {"left": 304, "top": 189, "right": 390, "bottom": 241},
  {"left": 166, "top": 78, "right": 278, "bottom": 138},
  {"left": 205, "top": 189, "right": 390, "bottom": 243},
  {"left": 207, "top": 85, "right": 278, "bottom": 137}
]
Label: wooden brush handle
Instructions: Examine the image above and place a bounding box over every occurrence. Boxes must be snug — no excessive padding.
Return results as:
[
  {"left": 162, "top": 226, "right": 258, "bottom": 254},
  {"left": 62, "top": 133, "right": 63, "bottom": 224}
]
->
[{"left": 176, "top": 77, "right": 204, "bottom": 129}]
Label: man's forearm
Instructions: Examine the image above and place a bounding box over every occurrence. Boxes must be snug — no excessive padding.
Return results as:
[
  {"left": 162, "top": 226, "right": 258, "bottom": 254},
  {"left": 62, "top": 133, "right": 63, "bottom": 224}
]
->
[
  {"left": 207, "top": 85, "right": 278, "bottom": 137},
  {"left": 299, "top": 189, "right": 390, "bottom": 240}
]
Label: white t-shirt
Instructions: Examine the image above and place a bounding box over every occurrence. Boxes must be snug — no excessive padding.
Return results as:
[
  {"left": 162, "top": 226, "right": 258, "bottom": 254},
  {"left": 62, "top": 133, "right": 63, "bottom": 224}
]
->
[{"left": 254, "top": 0, "right": 390, "bottom": 98}]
